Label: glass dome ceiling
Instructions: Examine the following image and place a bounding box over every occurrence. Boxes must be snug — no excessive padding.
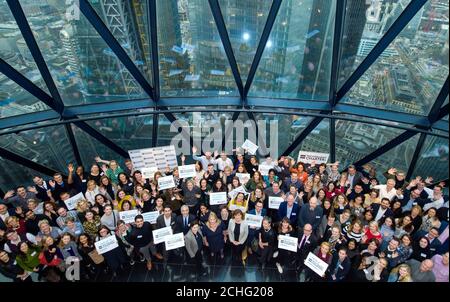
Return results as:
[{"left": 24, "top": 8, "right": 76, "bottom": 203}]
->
[{"left": 0, "top": 0, "right": 448, "bottom": 191}]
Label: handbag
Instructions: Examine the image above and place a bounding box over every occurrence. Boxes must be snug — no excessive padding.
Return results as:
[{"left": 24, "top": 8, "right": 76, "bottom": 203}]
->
[{"left": 88, "top": 249, "right": 105, "bottom": 264}]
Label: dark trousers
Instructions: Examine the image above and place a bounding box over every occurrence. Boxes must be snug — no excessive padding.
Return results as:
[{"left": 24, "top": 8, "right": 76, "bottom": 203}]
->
[
  {"left": 258, "top": 246, "right": 273, "bottom": 265},
  {"left": 231, "top": 243, "right": 245, "bottom": 265}
]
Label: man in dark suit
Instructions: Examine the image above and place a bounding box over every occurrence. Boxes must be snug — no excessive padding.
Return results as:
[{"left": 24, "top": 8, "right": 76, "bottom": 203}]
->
[
  {"left": 296, "top": 223, "right": 318, "bottom": 275},
  {"left": 247, "top": 200, "right": 267, "bottom": 254},
  {"left": 277, "top": 195, "right": 300, "bottom": 226},
  {"left": 327, "top": 247, "right": 351, "bottom": 282},
  {"left": 155, "top": 205, "right": 178, "bottom": 262},
  {"left": 370, "top": 198, "right": 394, "bottom": 224},
  {"left": 32, "top": 176, "right": 52, "bottom": 202},
  {"left": 346, "top": 165, "right": 363, "bottom": 190},
  {"left": 175, "top": 205, "right": 196, "bottom": 235}
]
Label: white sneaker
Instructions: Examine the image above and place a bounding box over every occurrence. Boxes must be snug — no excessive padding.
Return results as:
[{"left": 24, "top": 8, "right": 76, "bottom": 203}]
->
[
  {"left": 276, "top": 262, "right": 283, "bottom": 274},
  {"left": 273, "top": 251, "right": 279, "bottom": 258}
]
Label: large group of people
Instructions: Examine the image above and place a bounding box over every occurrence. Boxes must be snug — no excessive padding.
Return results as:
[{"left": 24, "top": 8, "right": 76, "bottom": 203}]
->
[{"left": 0, "top": 146, "right": 448, "bottom": 282}]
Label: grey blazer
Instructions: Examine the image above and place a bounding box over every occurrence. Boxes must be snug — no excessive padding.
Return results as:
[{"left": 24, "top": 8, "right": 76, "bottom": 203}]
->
[
  {"left": 227, "top": 219, "right": 248, "bottom": 244},
  {"left": 185, "top": 229, "right": 203, "bottom": 258}
]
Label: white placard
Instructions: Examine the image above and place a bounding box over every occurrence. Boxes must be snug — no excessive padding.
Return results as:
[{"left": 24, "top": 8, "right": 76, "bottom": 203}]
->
[
  {"left": 178, "top": 164, "right": 196, "bottom": 179},
  {"left": 297, "top": 151, "right": 329, "bottom": 164},
  {"left": 142, "top": 211, "right": 160, "bottom": 224},
  {"left": 158, "top": 175, "right": 176, "bottom": 191},
  {"left": 242, "top": 139, "right": 259, "bottom": 155},
  {"left": 304, "top": 252, "right": 329, "bottom": 277},
  {"left": 128, "top": 145, "right": 178, "bottom": 171},
  {"left": 245, "top": 214, "right": 263, "bottom": 228},
  {"left": 236, "top": 173, "right": 250, "bottom": 185},
  {"left": 228, "top": 185, "right": 247, "bottom": 199},
  {"left": 268, "top": 196, "right": 284, "bottom": 209},
  {"left": 258, "top": 164, "right": 272, "bottom": 176},
  {"left": 228, "top": 204, "right": 248, "bottom": 212},
  {"left": 141, "top": 167, "right": 158, "bottom": 180},
  {"left": 278, "top": 235, "right": 298, "bottom": 252},
  {"left": 209, "top": 192, "right": 228, "bottom": 205},
  {"left": 153, "top": 226, "right": 173, "bottom": 244},
  {"left": 95, "top": 235, "right": 119, "bottom": 254},
  {"left": 164, "top": 232, "right": 185, "bottom": 251},
  {"left": 119, "top": 209, "right": 139, "bottom": 224},
  {"left": 64, "top": 193, "right": 85, "bottom": 210}
]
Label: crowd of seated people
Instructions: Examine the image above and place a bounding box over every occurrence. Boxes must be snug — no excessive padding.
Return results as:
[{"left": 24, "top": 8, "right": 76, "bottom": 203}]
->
[{"left": 0, "top": 146, "right": 448, "bottom": 282}]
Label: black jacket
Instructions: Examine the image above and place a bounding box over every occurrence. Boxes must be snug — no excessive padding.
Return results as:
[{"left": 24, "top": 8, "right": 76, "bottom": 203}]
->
[
  {"left": 296, "top": 232, "right": 319, "bottom": 263},
  {"left": 156, "top": 213, "right": 177, "bottom": 232},
  {"left": 327, "top": 254, "right": 351, "bottom": 282},
  {"left": 175, "top": 214, "right": 196, "bottom": 234},
  {"left": 126, "top": 222, "right": 153, "bottom": 248}
]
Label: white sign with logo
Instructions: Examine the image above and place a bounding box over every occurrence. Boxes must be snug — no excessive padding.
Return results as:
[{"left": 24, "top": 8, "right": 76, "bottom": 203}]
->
[
  {"left": 258, "top": 164, "right": 272, "bottom": 176},
  {"left": 128, "top": 145, "right": 178, "bottom": 171},
  {"left": 209, "top": 192, "right": 228, "bottom": 205},
  {"left": 242, "top": 139, "right": 259, "bottom": 155},
  {"left": 297, "top": 151, "right": 329, "bottom": 164},
  {"left": 164, "top": 232, "right": 185, "bottom": 251},
  {"left": 228, "top": 185, "right": 247, "bottom": 200},
  {"left": 178, "top": 164, "right": 196, "bottom": 179},
  {"left": 268, "top": 196, "right": 284, "bottom": 209},
  {"left": 236, "top": 173, "right": 250, "bottom": 185},
  {"left": 95, "top": 235, "right": 119, "bottom": 254},
  {"left": 140, "top": 167, "right": 158, "bottom": 180},
  {"left": 142, "top": 211, "right": 160, "bottom": 224},
  {"left": 64, "top": 193, "right": 85, "bottom": 210},
  {"left": 153, "top": 226, "right": 173, "bottom": 244},
  {"left": 245, "top": 214, "right": 263, "bottom": 228},
  {"left": 304, "top": 252, "right": 329, "bottom": 276},
  {"left": 119, "top": 209, "right": 139, "bottom": 224},
  {"left": 278, "top": 235, "right": 298, "bottom": 252},
  {"left": 158, "top": 175, "right": 176, "bottom": 191}
]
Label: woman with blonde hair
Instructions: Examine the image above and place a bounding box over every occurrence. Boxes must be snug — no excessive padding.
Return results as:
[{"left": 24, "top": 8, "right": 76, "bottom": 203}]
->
[
  {"left": 388, "top": 263, "right": 413, "bottom": 282},
  {"left": 305, "top": 242, "right": 333, "bottom": 282},
  {"left": 202, "top": 212, "right": 226, "bottom": 259}
]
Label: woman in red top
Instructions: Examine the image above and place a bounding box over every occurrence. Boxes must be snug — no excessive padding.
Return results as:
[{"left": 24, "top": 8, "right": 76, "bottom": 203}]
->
[
  {"left": 290, "top": 162, "right": 308, "bottom": 184},
  {"left": 325, "top": 182, "right": 344, "bottom": 200},
  {"left": 362, "top": 220, "right": 383, "bottom": 244}
]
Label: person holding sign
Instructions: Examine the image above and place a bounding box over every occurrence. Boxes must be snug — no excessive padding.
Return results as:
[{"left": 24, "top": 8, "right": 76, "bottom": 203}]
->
[
  {"left": 155, "top": 206, "right": 177, "bottom": 261},
  {"left": 95, "top": 226, "right": 128, "bottom": 277},
  {"left": 305, "top": 242, "right": 333, "bottom": 282},
  {"left": 247, "top": 200, "right": 266, "bottom": 255},
  {"left": 184, "top": 220, "right": 207, "bottom": 277},
  {"left": 295, "top": 224, "right": 319, "bottom": 275},
  {"left": 228, "top": 192, "right": 249, "bottom": 213},
  {"left": 126, "top": 215, "right": 157, "bottom": 271},
  {"left": 228, "top": 210, "right": 249, "bottom": 266},
  {"left": 275, "top": 217, "right": 297, "bottom": 274}
]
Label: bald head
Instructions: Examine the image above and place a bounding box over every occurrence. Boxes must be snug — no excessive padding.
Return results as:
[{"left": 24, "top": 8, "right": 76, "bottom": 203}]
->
[{"left": 420, "top": 259, "right": 434, "bottom": 272}]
